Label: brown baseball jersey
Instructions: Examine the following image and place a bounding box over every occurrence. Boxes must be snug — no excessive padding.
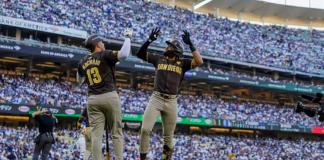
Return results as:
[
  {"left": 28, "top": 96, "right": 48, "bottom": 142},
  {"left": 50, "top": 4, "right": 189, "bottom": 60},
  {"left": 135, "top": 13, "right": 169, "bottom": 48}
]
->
[
  {"left": 78, "top": 50, "right": 118, "bottom": 95},
  {"left": 147, "top": 53, "right": 192, "bottom": 95}
]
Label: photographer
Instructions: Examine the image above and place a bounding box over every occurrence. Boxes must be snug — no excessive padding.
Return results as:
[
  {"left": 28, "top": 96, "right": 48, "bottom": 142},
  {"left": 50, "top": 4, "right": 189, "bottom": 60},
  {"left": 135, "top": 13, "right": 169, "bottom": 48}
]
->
[{"left": 32, "top": 108, "right": 58, "bottom": 160}]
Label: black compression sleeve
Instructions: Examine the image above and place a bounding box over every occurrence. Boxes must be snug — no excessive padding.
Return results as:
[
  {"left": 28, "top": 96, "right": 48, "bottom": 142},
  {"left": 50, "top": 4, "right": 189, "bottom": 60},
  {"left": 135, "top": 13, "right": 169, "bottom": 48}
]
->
[{"left": 136, "top": 40, "right": 151, "bottom": 61}]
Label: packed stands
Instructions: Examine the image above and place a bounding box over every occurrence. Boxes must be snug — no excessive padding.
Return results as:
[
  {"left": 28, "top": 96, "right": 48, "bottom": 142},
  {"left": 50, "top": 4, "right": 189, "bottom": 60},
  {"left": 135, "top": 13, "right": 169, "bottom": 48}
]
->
[
  {"left": 0, "top": 74, "right": 322, "bottom": 126},
  {"left": 1, "top": 0, "right": 323, "bottom": 74}
]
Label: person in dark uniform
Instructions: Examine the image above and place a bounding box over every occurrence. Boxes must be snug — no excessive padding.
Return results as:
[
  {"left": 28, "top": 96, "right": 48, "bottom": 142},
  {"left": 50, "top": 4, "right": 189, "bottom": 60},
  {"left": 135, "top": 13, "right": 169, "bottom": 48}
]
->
[
  {"left": 77, "top": 29, "right": 132, "bottom": 160},
  {"left": 136, "top": 28, "right": 203, "bottom": 160},
  {"left": 32, "top": 108, "right": 58, "bottom": 160}
]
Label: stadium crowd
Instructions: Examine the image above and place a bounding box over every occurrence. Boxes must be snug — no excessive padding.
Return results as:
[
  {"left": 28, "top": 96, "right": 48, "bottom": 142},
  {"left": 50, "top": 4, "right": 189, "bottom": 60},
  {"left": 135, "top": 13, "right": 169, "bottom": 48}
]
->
[
  {"left": 0, "top": 74, "right": 323, "bottom": 127},
  {"left": 1, "top": 0, "right": 323, "bottom": 74},
  {"left": 0, "top": 126, "right": 323, "bottom": 160},
  {"left": 0, "top": 126, "right": 81, "bottom": 160},
  {"left": 0, "top": 74, "right": 87, "bottom": 108}
]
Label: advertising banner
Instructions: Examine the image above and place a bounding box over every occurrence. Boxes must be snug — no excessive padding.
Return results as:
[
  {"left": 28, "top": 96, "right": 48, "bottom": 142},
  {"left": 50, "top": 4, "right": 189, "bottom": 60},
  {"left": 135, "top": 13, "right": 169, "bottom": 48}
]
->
[
  {"left": 120, "top": 113, "right": 213, "bottom": 126},
  {"left": 0, "top": 16, "right": 88, "bottom": 38},
  {"left": 311, "top": 127, "right": 324, "bottom": 134},
  {"left": 0, "top": 103, "right": 81, "bottom": 117},
  {"left": 0, "top": 104, "right": 316, "bottom": 134},
  {"left": 215, "top": 119, "right": 311, "bottom": 133},
  {"left": 203, "top": 72, "right": 323, "bottom": 94},
  {"left": 0, "top": 40, "right": 85, "bottom": 61}
]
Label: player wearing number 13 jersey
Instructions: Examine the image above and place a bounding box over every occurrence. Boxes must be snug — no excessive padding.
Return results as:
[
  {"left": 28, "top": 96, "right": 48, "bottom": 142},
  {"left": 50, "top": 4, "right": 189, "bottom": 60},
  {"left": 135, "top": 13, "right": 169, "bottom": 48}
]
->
[
  {"left": 79, "top": 49, "right": 117, "bottom": 94},
  {"left": 77, "top": 29, "right": 132, "bottom": 160}
]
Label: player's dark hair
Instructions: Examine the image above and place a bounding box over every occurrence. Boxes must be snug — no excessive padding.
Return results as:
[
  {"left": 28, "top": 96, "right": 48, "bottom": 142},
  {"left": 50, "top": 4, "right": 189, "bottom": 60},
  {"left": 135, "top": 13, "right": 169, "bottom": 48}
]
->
[
  {"left": 85, "top": 43, "right": 96, "bottom": 53},
  {"left": 84, "top": 34, "right": 101, "bottom": 53}
]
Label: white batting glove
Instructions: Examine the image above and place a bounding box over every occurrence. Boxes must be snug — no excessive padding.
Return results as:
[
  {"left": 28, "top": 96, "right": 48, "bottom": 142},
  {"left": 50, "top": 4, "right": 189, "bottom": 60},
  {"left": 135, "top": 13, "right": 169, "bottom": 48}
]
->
[{"left": 124, "top": 28, "right": 133, "bottom": 39}]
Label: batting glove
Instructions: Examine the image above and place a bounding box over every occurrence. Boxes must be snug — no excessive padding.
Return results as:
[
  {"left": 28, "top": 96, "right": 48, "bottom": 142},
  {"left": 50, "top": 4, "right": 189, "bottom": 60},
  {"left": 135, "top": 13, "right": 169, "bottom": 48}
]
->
[
  {"left": 182, "top": 30, "right": 196, "bottom": 52},
  {"left": 124, "top": 28, "right": 133, "bottom": 39},
  {"left": 148, "top": 27, "right": 161, "bottom": 42}
]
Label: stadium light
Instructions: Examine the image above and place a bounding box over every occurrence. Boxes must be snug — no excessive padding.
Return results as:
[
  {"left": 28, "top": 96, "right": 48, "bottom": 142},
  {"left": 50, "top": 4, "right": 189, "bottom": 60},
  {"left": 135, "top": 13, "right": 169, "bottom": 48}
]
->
[
  {"left": 193, "top": 0, "right": 212, "bottom": 10},
  {"left": 0, "top": 58, "right": 21, "bottom": 63},
  {"left": 0, "top": 115, "right": 29, "bottom": 121},
  {"left": 4, "top": 57, "right": 28, "bottom": 61},
  {"left": 232, "top": 129, "right": 254, "bottom": 134},
  {"left": 208, "top": 128, "right": 230, "bottom": 133}
]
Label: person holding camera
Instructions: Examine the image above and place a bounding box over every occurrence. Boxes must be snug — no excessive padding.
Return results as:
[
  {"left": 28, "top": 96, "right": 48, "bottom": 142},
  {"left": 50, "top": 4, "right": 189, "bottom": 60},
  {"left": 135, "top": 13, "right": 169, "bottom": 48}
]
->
[{"left": 32, "top": 108, "right": 58, "bottom": 160}]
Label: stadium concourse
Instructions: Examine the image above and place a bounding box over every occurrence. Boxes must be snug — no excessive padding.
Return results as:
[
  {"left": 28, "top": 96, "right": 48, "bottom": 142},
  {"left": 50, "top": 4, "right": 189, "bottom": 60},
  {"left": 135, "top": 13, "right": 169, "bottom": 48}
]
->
[{"left": 0, "top": 125, "right": 323, "bottom": 160}]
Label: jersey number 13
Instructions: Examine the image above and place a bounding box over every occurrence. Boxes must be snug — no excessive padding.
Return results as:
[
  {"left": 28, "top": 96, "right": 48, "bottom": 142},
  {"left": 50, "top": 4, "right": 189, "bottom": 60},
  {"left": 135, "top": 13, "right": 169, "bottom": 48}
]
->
[{"left": 86, "top": 67, "right": 102, "bottom": 85}]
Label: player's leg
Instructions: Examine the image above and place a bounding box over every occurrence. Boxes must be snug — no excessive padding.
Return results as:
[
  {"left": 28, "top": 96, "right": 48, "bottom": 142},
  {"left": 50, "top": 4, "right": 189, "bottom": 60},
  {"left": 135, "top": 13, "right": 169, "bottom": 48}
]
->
[
  {"left": 88, "top": 95, "right": 105, "bottom": 160},
  {"left": 32, "top": 134, "right": 45, "bottom": 160},
  {"left": 161, "top": 98, "right": 178, "bottom": 160},
  {"left": 32, "top": 142, "right": 42, "bottom": 160},
  {"left": 104, "top": 91, "right": 124, "bottom": 160},
  {"left": 40, "top": 141, "right": 52, "bottom": 160},
  {"left": 139, "top": 93, "right": 163, "bottom": 160}
]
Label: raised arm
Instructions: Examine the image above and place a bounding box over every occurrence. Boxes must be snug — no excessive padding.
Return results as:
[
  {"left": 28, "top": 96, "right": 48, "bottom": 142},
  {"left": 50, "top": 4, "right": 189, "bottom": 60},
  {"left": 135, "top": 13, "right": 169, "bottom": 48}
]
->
[
  {"left": 182, "top": 30, "right": 203, "bottom": 68},
  {"left": 117, "top": 28, "right": 133, "bottom": 60},
  {"left": 76, "top": 64, "right": 85, "bottom": 85},
  {"left": 136, "top": 27, "right": 161, "bottom": 61},
  {"left": 76, "top": 71, "right": 85, "bottom": 85},
  {"left": 32, "top": 110, "right": 44, "bottom": 118},
  {"left": 52, "top": 114, "right": 58, "bottom": 124},
  {"left": 32, "top": 106, "right": 44, "bottom": 118}
]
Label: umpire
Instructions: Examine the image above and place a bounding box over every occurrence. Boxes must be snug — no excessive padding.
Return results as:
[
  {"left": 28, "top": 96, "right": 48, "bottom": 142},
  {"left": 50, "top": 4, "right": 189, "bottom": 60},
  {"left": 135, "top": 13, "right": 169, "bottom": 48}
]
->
[
  {"left": 77, "top": 29, "right": 132, "bottom": 160},
  {"left": 32, "top": 108, "right": 58, "bottom": 160},
  {"left": 136, "top": 28, "right": 203, "bottom": 160}
]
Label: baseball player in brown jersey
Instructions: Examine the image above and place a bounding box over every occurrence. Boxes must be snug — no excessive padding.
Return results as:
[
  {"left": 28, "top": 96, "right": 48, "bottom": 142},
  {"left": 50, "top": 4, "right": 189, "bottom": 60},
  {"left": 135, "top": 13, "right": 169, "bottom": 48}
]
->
[
  {"left": 77, "top": 29, "right": 132, "bottom": 160},
  {"left": 136, "top": 28, "right": 203, "bottom": 160}
]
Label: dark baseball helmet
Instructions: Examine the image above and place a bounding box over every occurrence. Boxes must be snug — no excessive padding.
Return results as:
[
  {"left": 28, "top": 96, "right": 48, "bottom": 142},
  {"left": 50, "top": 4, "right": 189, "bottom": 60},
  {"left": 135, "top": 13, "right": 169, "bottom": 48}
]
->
[
  {"left": 84, "top": 34, "right": 102, "bottom": 52},
  {"left": 166, "top": 39, "right": 184, "bottom": 57}
]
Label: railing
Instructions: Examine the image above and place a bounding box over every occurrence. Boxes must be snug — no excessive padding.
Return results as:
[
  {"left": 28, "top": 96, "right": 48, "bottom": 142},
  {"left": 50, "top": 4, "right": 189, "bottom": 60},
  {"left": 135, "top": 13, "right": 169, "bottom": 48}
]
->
[{"left": 0, "top": 35, "right": 88, "bottom": 54}]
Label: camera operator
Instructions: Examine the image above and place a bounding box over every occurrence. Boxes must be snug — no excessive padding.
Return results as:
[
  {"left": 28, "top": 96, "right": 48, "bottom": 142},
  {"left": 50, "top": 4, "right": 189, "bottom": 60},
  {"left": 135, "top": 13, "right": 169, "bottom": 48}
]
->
[{"left": 32, "top": 108, "right": 58, "bottom": 160}]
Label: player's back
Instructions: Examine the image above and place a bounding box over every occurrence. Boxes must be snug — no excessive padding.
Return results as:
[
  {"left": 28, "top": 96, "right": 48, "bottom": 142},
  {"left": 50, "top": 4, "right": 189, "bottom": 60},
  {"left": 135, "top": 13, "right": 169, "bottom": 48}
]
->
[{"left": 78, "top": 50, "right": 119, "bottom": 95}]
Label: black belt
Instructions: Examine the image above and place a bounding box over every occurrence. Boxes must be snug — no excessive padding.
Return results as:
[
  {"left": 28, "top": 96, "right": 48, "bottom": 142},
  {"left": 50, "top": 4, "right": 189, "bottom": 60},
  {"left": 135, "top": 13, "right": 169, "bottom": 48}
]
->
[{"left": 155, "top": 92, "right": 177, "bottom": 99}]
